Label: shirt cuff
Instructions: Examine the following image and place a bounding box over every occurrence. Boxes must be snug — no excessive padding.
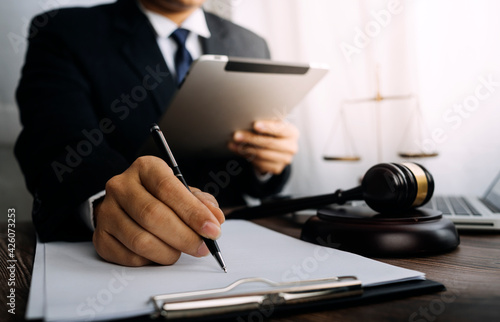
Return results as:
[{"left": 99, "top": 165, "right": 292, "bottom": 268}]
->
[{"left": 79, "top": 190, "right": 106, "bottom": 231}]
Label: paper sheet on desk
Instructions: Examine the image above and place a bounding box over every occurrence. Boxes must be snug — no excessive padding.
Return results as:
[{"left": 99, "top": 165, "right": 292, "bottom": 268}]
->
[
  {"left": 27, "top": 220, "right": 425, "bottom": 321},
  {"left": 25, "top": 240, "right": 44, "bottom": 320}
]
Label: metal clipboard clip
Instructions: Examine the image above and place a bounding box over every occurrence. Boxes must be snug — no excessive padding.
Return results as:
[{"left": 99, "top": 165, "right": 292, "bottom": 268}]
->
[{"left": 150, "top": 276, "right": 362, "bottom": 320}]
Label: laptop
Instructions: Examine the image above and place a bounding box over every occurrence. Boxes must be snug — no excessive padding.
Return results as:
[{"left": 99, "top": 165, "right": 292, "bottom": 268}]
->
[
  {"left": 428, "top": 172, "right": 500, "bottom": 230},
  {"left": 291, "top": 172, "right": 500, "bottom": 231}
]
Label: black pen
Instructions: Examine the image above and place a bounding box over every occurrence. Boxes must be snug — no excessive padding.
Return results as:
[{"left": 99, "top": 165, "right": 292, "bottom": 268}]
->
[{"left": 150, "top": 124, "right": 227, "bottom": 273}]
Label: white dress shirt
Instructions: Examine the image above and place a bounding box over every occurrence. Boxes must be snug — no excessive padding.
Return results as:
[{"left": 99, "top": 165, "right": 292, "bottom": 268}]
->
[{"left": 139, "top": 2, "right": 211, "bottom": 80}]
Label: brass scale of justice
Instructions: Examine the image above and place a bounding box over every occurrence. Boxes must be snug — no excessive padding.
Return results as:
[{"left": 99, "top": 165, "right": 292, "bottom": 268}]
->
[{"left": 322, "top": 70, "right": 438, "bottom": 162}]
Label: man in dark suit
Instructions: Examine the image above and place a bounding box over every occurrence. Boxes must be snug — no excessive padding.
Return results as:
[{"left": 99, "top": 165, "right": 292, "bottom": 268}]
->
[{"left": 15, "top": 0, "right": 299, "bottom": 266}]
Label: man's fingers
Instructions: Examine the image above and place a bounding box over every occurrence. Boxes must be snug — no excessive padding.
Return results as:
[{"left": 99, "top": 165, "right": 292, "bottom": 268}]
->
[
  {"left": 253, "top": 120, "right": 299, "bottom": 139},
  {"left": 93, "top": 156, "right": 226, "bottom": 267},
  {"left": 230, "top": 144, "right": 291, "bottom": 174},
  {"left": 229, "top": 143, "right": 293, "bottom": 164},
  {"left": 192, "top": 190, "right": 225, "bottom": 224},
  {"left": 112, "top": 191, "right": 208, "bottom": 259},
  {"left": 95, "top": 195, "right": 201, "bottom": 265},
  {"left": 232, "top": 131, "right": 298, "bottom": 154},
  {"left": 93, "top": 229, "right": 152, "bottom": 267},
  {"left": 190, "top": 187, "right": 218, "bottom": 206},
  {"left": 111, "top": 220, "right": 185, "bottom": 265},
  {"left": 132, "top": 156, "right": 222, "bottom": 240},
  {"left": 229, "top": 120, "right": 298, "bottom": 175},
  {"left": 107, "top": 166, "right": 214, "bottom": 257}
]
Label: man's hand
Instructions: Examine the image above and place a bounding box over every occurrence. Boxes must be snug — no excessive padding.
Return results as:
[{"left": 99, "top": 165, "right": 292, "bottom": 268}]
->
[
  {"left": 228, "top": 120, "right": 299, "bottom": 175},
  {"left": 92, "top": 156, "right": 224, "bottom": 266}
]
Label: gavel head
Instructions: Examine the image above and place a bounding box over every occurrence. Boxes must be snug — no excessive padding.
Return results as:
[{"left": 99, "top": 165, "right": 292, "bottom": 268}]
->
[{"left": 361, "top": 163, "right": 434, "bottom": 213}]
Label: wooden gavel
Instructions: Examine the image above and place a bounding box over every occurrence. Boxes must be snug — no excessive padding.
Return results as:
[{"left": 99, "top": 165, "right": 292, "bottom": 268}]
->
[{"left": 228, "top": 162, "right": 434, "bottom": 219}]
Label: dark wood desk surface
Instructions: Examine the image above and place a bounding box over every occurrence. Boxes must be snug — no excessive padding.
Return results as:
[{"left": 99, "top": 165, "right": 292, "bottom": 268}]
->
[{"left": 1, "top": 218, "right": 500, "bottom": 322}]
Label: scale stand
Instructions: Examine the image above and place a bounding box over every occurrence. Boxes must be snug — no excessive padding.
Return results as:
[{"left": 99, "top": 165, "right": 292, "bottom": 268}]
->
[{"left": 323, "top": 67, "right": 438, "bottom": 161}]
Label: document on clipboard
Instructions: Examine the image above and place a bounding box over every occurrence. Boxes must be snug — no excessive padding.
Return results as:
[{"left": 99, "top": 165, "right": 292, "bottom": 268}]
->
[
  {"left": 26, "top": 220, "right": 441, "bottom": 321},
  {"left": 155, "top": 55, "right": 329, "bottom": 158}
]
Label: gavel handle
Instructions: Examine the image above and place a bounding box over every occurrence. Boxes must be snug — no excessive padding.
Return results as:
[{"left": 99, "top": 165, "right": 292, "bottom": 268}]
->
[{"left": 226, "top": 186, "right": 363, "bottom": 220}]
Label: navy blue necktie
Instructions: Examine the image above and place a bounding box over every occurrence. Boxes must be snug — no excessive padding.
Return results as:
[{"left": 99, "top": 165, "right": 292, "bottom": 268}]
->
[{"left": 170, "top": 28, "right": 193, "bottom": 85}]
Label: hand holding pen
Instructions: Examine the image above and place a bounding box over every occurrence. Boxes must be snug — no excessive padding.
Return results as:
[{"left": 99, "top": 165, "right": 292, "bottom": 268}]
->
[
  {"left": 150, "top": 124, "right": 227, "bottom": 272},
  {"left": 92, "top": 130, "right": 225, "bottom": 268}
]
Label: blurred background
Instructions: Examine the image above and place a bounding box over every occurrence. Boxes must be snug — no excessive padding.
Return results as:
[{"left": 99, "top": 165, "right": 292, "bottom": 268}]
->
[{"left": 1, "top": 0, "right": 500, "bottom": 222}]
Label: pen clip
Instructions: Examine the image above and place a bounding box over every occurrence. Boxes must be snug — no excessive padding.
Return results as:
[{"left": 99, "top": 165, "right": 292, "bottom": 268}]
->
[{"left": 150, "top": 124, "right": 179, "bottom": 168}]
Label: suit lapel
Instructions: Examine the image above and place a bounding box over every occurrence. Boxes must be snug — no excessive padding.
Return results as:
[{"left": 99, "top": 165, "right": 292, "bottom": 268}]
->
[
  {"left": 112, "top": 0, "right": 176, "bottom": 115},
  {"left": 202, "top": 12, "right": 231, "bottom": 55}
]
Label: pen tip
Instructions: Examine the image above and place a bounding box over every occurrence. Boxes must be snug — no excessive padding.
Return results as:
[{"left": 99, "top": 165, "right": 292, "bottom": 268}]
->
[{"left": 223, "top": 267, "right": 227, "bottom": 273}]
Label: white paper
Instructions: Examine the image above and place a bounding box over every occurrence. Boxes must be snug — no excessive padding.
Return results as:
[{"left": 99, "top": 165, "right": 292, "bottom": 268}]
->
[
  {"left": 31, "top": 220, "right": 424, "bottom": 321},
  {"left": 25, "top": 238, "right": 45, "bottom": 320}
]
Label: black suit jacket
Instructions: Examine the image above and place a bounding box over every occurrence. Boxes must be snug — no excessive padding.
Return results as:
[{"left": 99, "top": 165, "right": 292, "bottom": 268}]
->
[{"left": 15, "top": 0, "right": 290, "bottom": 242}]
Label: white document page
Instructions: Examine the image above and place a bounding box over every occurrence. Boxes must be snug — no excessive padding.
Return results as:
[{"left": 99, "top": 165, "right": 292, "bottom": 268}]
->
[
  {"left": 34, "top": 220, "right": 424, "bottom": 321},
  {"left": 25, "top": 240, "right": 45, "bottom": 320}
]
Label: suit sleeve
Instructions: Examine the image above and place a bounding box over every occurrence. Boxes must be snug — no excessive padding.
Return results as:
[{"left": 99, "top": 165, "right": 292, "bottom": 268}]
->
[
  {"left": 238, "top": 163, "right": 291, "bottom": 201},
  {"left": 14, "top": 13, "right": 129, "bottom": 242}
]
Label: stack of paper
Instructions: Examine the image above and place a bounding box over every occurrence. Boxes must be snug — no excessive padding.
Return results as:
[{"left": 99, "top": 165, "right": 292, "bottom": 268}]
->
[{"left": 26, "top": 220, "right": 425, "bottom": 321}]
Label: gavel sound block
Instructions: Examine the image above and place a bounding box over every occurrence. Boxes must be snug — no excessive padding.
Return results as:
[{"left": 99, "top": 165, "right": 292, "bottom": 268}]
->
[{"left": 229, "top": 163, "right": 460, "bottom": 256}]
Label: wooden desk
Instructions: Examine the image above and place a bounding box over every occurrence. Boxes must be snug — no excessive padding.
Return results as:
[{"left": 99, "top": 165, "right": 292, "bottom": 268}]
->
[{"left": 1, "top": 218, "right": 500, "bottom": 322}]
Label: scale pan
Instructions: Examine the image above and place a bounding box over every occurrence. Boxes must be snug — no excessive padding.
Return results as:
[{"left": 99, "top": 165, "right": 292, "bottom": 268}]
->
[
  {"left": 323, "top": 155, "right": 361, "bottom": 161},
  {"left": 398, "top": 152, "right": 438, "bottom": 158}
]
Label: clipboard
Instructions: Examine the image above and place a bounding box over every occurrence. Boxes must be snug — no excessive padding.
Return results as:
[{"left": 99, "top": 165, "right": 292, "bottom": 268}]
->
[
  {"left": 27, "top": 220, "right": 444, "bottom": 322},
  {"left": 149, "top": 276, "right": 444, "bottom": 320},
  {"left": 150, "top": 276, "right": 362, "bottom": 320}
]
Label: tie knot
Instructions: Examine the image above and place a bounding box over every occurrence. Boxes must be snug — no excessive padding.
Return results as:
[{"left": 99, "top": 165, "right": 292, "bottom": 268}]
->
[{"left": 171, "top": 28, "right": 190, "bottom": 46}]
